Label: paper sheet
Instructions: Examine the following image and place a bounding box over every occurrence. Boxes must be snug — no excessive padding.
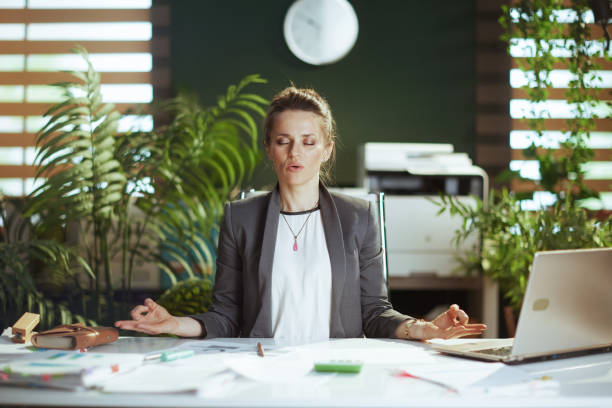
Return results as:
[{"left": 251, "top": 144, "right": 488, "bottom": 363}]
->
[
  {"left": 224, "top": 352, "right": 314, "bottom": 383},
  {"left": 196, "top": 372, "right": 240, "bottom": 398},
  {"left": 1, "top": 327, "right": 13, "bottom": 341},
  {"left": 176, "top": 340, "right": 257, "bottom": 354},
  {"left": 3, "top": 350, "right": 143, "bottom": 375},
  {"left": 465, "top": 378, "right": 561, "bottom": 396},
  {"left": 401, "top": 357, "right": 531, "bottom": 391},
  {"left": 101, "top": 353, "right": 230, "bottom": 393},
  {"left": 297, "top": 338, "right": 436, "bottom": 364},
  {"left": 176, "top": 339, "right": 293, "bottom": 357},
  {"left": 0, "top": 328, "right": 39, "bottom": 362}
]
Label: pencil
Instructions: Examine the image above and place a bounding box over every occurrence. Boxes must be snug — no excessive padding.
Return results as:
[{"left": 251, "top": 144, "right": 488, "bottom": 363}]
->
[{"left": 256, "top": 342, "right": 265, "bottom": 357}]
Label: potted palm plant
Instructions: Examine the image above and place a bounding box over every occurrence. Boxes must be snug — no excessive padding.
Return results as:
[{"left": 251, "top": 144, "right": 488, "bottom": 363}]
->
[{"left": 14, "top": 46, "right": 268, "bottom": 326}]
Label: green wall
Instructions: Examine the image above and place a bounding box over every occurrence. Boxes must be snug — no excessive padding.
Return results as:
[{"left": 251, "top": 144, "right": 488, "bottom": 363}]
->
[{"left": 170, "top": 1, "right": 476, "bottom": 188}]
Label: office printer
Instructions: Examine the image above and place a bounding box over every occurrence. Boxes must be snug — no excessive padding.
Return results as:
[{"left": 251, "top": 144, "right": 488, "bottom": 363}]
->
[{"left": 358, "top": 143, "right": 488, "bottom": 277}]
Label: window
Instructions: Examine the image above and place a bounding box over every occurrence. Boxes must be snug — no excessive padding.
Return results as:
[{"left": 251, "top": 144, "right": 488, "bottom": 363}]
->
[
  {"left": 508, "top": 8, "right": 612, "bottom": 210},
  {"left": 0, "top": 0, "right": 161, "bottom": 196}
]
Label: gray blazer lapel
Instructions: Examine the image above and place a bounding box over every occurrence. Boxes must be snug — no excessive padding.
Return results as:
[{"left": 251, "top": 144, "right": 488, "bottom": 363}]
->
[
  {"left": 319, "top": 184, "right": 347, "bottom": 337},
  {"left": 251, "top": 186, "right": 280, "bottom": 337}
]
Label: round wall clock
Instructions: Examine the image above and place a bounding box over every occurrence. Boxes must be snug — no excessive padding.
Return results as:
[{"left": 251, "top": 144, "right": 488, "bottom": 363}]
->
[{"left": 283, "top": 0, "right": 359, "bottom": 66}]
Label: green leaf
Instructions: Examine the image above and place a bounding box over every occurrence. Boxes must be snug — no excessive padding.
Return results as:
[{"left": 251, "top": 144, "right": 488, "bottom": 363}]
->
[
  {"left": 93, "top": 134, "right": 116, "bottom": 150},
  {"left": 94, "top": 103, "right": 116, "bottom": 121},
  {"left": 96, "top": 191, "right": 122, "bottom": 207},
  {"left": 226, "top": 108, "right": 257, "bottom": 140},
  {"left": 38, "top": 117, "right": 89, "bottom": 144},
  {"left": 232, "top": 99, "right": 267, "bottom": 117},
  {"left": 216, "top": 139, "right": 245, "bottom": 181},
  {"left": 157, "top": 262, "right": 178, "bottom": 286},
  {"left": 239, "top": 93, "right": 269, "bottom": 106}
]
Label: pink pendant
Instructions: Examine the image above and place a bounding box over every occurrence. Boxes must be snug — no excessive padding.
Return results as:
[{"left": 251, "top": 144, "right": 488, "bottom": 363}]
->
[{"left": 293, "top": 240, "right": 298, "bottom": 251}]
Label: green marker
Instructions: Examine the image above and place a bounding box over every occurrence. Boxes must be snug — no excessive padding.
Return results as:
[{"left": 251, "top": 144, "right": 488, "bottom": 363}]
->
[
  {"left": 314, "top": 360, "right": 363, "bottom": 373},
  {"left": 145, "top": 349, "right": 195, "bottom": 363},
  {"left": 161, "top": 349, "right": 195, "bottom": 362}
]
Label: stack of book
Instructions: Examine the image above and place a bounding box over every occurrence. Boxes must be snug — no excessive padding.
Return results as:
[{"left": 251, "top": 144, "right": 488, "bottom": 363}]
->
[{"left": 1, "top": 350, "right": 143, "bottom": 390}]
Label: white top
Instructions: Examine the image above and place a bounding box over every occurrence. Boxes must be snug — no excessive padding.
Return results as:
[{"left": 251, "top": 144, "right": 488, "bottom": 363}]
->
[{"left": 270, "top": 208, "right": 332, "bottom": 342}]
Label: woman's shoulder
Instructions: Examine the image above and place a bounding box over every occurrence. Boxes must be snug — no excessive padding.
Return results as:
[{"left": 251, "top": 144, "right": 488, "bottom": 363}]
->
[
  {"left": 221, "top": 192, "right": 271, "bottom": 232},
  {"left": 227, "top": 191, "right": 271, "bottom": 213},
  {"left": 326, "top": 191, "right": 377, "bottom": 240}
]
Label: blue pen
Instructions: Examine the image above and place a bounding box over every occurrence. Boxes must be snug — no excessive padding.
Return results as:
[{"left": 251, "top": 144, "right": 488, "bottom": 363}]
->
[{"left": 145, "top": 349, "right": 195, "bottom": 362}]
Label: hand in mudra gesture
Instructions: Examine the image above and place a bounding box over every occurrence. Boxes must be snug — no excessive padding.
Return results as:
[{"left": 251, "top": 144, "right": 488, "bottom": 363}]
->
[
  {"left": 396, "top": 304, "right": 487, "bottom": 340},
  {"left": 115, "top": 298, "right": 203, "bottom": 337}
]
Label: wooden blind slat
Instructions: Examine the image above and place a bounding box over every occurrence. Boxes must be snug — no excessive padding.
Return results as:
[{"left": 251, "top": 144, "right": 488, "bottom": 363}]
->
[
  {"left": 477, "top": 84, "right": 510, "bottom": 105},
  {"left": 476, "top": 145, "right": 510, "bottom": 167},
  {"left": 0, "top": 133, "right": 37, "bottom": 147},
  {"left": 0, "top": 9, "right": 150, "bottom": 23},
  {"left": 0, "top": 102, "right": 148, "bottom": 116},
  {"left": 0, "top": 72, "right": 152, "bottom": 85},
  {"left": 508, "top": 25, "right": 607, "bottom": 40},
  {"left": 0, "top": 165, "right": 36, "bottom": 178},
  {"left": 477, "top": 114, "right": 510, "bottom": 135},
  {"left": 0, "top": 41, "right": 151, "bottom": 54},
  {"left": 512, "top": 88, "right": 606, "bottom": 100},
  {"left": 512, "top": 149, "right": 612, "bottom": 162},
  {"left": 512, "top": 118, "right": 612, "bottom": 131},
  {"left": 511, "top": 0, "right": 591, "bottom": 7},
  {"left": 512, "top": 179, "right": 612, "bottom": 193},
  {"left": 477, "top": 52, "right": 510, "bottom": 74},
  {"left": 512, "top": 59, "right": 612, "bottom": 70}
]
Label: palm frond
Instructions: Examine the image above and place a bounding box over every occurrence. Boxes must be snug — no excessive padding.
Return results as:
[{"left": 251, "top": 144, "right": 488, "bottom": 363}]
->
[
  {"left": 129, "top": 75, "right": 268, "bottom": 282},
  {"left": 25, "top": 51, "right": 126, "bottom": 228}
]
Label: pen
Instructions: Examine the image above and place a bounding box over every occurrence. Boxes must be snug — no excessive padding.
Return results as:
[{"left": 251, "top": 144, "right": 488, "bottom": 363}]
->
[
  {"left": 144, "top": 349, "right": 195, "bottom": 362},
  {"left": 395, "top": 369, "right": 458, "bottom": 394},
  {"left": 256, "top": 342, "right": 265, "bottom": 357}
]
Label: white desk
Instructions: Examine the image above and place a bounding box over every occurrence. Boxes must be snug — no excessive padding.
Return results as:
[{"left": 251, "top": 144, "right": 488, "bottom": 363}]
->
[{"left": 1, "top": 337, "right": 611, "bottom": 408}]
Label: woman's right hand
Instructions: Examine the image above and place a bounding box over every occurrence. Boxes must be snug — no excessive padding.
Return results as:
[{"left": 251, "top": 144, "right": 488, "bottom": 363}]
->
[{"left": 114, "top": 298, "right": 203, "bottom": 337}]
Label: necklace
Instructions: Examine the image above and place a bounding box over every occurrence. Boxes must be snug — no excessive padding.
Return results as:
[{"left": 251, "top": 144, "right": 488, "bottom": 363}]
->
[{"left": 280, "top": 199, "right": 319, "bottom": 252}]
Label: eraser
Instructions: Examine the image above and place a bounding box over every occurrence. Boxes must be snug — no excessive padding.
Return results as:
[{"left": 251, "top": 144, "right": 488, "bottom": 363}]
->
[{"left": 11, "top": 312, "right": 40, "bottom": 344}]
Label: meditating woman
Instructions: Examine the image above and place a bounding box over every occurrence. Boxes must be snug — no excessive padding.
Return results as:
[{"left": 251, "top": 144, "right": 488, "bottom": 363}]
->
[{"left": 115, "top": 87, "right": 487, "bottom": 341}]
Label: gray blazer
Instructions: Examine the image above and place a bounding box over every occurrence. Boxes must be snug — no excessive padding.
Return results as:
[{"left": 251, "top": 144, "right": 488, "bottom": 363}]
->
[{"left": 191, "top": 183, "right": 411, "bottom": 338}]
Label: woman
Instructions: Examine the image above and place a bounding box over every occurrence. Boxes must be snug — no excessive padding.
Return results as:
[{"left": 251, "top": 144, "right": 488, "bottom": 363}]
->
[{"left": 115, "top": 87, "right": 486, "bottom": 341}]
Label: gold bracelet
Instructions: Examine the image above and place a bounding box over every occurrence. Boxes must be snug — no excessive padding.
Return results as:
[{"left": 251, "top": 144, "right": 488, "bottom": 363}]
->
[{"left": 403, "top": 318, "right": 423, "bottom": 339}]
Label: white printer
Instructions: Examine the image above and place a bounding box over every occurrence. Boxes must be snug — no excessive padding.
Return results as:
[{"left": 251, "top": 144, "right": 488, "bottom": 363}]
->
[{"left": 358, "top": 143, "right": 488, "bottom": 277}]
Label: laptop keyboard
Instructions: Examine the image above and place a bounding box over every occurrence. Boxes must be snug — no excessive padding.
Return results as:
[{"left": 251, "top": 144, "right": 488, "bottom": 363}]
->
[{"left": 477, "top": 346, "right": 513, "bottom": 357}]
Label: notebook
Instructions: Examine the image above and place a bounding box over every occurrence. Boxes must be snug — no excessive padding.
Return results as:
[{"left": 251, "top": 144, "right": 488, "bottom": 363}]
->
[
  {"left": 1, "top": 350, "right": 143, "bottom": 390},
  {"left": 431, "top": 247, "right": 612, "bottom": 364}
]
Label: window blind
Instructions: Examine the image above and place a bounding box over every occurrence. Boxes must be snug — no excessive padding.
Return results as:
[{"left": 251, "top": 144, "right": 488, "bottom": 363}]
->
[
  {"left": 475, "top": 0, "right": 511, "bottom": 189},
  {"left": 0, "top": 0, "right": 167, "bottom": 197},
  {"left": 508, "top": 7, "right": 612, "bottom": 210}
]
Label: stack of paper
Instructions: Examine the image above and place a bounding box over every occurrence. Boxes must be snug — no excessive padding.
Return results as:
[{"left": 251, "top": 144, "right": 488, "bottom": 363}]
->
[
  {"left": 100, "top": 353, "right": 230, "bottom": 394},
  {"left": 1, "top": 350, "right": 143, "bottom": 390}
]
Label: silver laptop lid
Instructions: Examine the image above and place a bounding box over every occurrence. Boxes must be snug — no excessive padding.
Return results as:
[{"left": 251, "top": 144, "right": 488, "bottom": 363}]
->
[{"left": 512, "top": 247, "right": 612, "bottom": 358}]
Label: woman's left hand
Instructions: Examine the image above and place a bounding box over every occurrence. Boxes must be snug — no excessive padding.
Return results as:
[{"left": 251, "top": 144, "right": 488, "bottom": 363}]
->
[{"left": 396, "top": 304, "right": 487, "bottom": 340}]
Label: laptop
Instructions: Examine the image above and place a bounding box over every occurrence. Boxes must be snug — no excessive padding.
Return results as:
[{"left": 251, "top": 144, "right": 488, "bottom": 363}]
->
[{"left": 431, "top": 247, "right": 612, "bottom": 364}]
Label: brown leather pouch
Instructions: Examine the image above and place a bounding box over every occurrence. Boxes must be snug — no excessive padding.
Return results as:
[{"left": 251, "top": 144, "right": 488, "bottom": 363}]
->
[{"left": 31, "top": 323, "right": 118, "bottom": 350}]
